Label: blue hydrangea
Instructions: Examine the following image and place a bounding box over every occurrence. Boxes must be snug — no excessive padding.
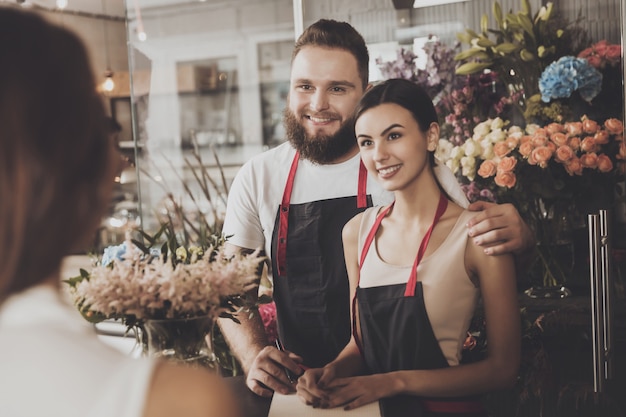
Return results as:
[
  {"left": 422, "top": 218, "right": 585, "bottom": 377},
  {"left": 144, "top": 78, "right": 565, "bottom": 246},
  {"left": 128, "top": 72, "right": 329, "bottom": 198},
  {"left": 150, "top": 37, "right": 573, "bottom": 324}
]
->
[
  {"left": 101, "top": 242, "right": 127, "bottom": 266},
  {"left": 539, "top": 56, "right": 603, "bottom": 103}
]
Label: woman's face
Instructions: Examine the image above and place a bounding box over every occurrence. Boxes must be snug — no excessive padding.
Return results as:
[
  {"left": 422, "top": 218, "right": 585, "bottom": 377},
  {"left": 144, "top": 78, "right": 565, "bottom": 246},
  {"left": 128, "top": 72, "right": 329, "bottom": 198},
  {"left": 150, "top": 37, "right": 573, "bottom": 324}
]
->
[{"left": 355, "top": 103, "right": 438, "bottom": 192}]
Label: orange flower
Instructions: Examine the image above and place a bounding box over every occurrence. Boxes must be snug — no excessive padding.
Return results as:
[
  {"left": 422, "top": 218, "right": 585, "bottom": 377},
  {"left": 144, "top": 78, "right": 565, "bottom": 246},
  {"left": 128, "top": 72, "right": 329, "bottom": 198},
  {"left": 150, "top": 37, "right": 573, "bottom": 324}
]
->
[
  {"left": 505, "top": 135, "right": 520, "bottom": 149},
  {"left": 545, "top": 122, "right": 564, "bottom": 135},
  {"left": 493, "top": 141, "right": 512, "bottom": 158},
  {"left": 564, "top": 121, "right": 583, "bottom": 136},
  {"left": 594, "top": 130, "right": 610, "bottom": 145},
  {"left": 604, "top": 118, "right": 624, "bottom": 135},
  {"left": 477, "top": 160, "right": 497, "bottom": 178},
  {"left": 580, "top": 152, "right": 599, "bottom": 169},
  {"left": 531, "top": 146, "right": 553, "bottom": 168},
  {"left": 565, "top": 157, "right": 583, "bottom": 176},
  {"left": 498, "top": 156, "right": 518, "bottom": 173},
  {"left": 581, "top": 136, "right": 598, "bottom": 153},
  {"left": 568, "top": 136, "right": 582, "bottom": 151},
  {"left": 618, "top": 141, "right": 626, "bottom": 160},
  {"left": 519, "top": 141, "right": 534, "bottom": 158},
  {"left": 582, "top": 117, "right": 599, "bottom": 134},
  {"left": 495, "top": 171, "right": 516, "bottom": 188},
  {"left": 555, "top": 145, "right": 575, "bottom": 163},
  {"left": 550, "top": 132, "right": 568, "bottom": 147},
  {"left": 531, "top": 131, "right": 549, "bottom": 147},
  {"left": 597, "top": 154, "right": 614, "bottom": 173}
]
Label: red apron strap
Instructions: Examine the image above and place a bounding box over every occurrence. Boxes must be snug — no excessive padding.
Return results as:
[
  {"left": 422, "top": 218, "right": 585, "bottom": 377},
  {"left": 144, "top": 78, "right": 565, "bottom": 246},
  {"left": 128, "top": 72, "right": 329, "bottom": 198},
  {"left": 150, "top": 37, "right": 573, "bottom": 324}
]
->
[
  {"left": 357, "top": 160, "right": 368, "bottom": 209},
  {"left": 275, "top": 152, "right": 300, "bottom": 277},
  {"left": 353, "top": 203, "right": 394, "bottom": 357},
  {"left": 404, "top": 193, "right": 448, "bottom": 297}
]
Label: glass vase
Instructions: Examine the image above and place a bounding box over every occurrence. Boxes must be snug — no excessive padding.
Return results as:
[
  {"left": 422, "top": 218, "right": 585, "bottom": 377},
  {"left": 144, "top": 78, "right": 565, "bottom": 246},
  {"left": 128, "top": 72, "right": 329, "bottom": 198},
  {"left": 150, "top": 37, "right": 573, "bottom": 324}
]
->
[
  {"left": 524, "top": 199, "right": 574, "bottom": 299},
  {"left": 142, "top": 315, "right": 220, "bottom": 372}
]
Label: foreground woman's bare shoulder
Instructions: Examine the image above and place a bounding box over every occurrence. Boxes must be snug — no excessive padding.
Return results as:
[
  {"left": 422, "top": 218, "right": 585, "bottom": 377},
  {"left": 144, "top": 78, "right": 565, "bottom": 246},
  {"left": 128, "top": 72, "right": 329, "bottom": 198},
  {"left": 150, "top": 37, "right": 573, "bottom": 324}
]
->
[{"left": 143, "top": 362, "right": 241, "bottom": 417}]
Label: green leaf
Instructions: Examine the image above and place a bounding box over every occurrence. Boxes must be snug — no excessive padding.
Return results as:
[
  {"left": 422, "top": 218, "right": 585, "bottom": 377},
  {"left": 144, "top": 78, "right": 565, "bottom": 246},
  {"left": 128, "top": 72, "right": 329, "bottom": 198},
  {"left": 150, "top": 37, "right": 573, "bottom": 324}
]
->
[
  {"left": 476, "top": 37, "right": 495, "bottom": 48},
  {"left": 494, "top": 42, "right": 519, "bottom": 54},
  {"left": 519, "top": 49, "right": 535, "bottom": 61},
  {"left": 454, "top": 48, "right": 488, "bottom": 61},
  {"left": 517, "top": 12, "right": 535, "bottom": 38},
  {"left": 493, "top": 2, "right": 504, "bottom": 29},
  {"left": 456, "top": 61, "right": 493, "bottom": 75},
  {"left": 521, "top": 0, "right": 531, "bottom": 16},
  {"left": 480, "top": 13, "right": 489, "bottom": 34}
]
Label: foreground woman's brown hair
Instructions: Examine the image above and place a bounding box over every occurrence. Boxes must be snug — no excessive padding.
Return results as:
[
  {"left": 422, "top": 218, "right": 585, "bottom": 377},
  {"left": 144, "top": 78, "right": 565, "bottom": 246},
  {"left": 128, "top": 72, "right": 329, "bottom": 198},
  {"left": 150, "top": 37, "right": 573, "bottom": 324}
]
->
[{"left": 0, "top": 7, "right": 240, "bottom": 417}]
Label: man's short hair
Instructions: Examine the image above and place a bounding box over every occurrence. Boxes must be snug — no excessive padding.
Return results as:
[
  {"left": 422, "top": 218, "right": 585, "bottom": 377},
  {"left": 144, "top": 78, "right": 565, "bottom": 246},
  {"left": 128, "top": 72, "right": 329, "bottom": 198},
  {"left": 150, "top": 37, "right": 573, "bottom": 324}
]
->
[{"left": 292, "top": 19, "right": 369, "bottom": 89}]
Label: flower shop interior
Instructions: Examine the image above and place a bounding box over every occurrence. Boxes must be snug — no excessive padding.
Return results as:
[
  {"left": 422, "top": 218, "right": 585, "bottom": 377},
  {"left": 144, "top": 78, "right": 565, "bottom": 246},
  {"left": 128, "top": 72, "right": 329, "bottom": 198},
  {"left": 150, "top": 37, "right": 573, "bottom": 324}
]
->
[{"left": 4, "top": 0, "right": 625, "bottom": 415}]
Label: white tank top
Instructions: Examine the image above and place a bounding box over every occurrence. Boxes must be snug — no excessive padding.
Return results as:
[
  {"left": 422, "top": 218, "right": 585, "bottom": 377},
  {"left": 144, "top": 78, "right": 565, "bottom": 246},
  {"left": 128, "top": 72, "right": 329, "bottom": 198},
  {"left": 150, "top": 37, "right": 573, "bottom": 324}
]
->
[
  {"left": 0, "top": 284, "right": 156, "bottom": 417},
  {"left": 358, "top": 207, "right": 480, "bottom": 366}
]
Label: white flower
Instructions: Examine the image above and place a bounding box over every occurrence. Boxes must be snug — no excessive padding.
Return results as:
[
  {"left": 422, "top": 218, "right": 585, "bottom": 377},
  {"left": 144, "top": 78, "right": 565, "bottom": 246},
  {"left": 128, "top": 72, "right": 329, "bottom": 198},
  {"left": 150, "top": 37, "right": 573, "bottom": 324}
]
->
[
  {"left": 446, "top": 158, "right": 460, "bottom": 174},
  {"left": 461, "top": 156, "right": 477, "bottom": 180},
  {"left": 525, "top": 123, "right": 542, "bottom": 134},
  {"left": 435, "top": 139, "right": 454, "bottom": 162},
  {"left": 480, "top": 141, "right": 495, "bottom": 160},
  {"left": 486, "top": 128, "right": 506, "bottom": 143},
  {"left": 463, "top": 139, "right": 481, "bottom": 158},
  {"left": 473, "top": 119, "right": 493, "bottom": 138},
  {"left": 490, "top": 117, "right": 505, "bottom": 130}
]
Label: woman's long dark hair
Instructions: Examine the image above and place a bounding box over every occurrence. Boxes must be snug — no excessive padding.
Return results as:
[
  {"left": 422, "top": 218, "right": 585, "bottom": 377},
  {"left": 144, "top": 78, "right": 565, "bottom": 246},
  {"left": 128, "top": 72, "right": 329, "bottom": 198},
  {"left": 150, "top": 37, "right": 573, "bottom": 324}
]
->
[{"left": 0, "top": 7, "right": 114, "bottom": 300}]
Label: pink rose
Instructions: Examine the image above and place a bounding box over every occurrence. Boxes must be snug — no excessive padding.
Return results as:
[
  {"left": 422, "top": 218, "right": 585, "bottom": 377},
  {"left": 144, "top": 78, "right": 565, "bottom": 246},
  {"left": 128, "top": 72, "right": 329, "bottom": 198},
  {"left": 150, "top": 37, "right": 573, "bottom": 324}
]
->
[
  {"left": 531, "top": 146, "right": 553, "bottom": 168},
  {"left": 555, "top": 145, "right": 575, "bottom": 163},
  {"left": 604, "top": 118, "right": 624, "bottom": 135},
  {"left": 478, "top": 160, "right": 497, "bottom": 178},
  {"left": 495, "top": 171, "right": 516, "bottom": 188},
  {"left": 618, "top": 141, "right": 626, "bottom": 160},
  {"left": 594, "top": 130, "right": 610, "bottom": 145},
  {"left": 582, "top": 118, "right": 599, "bottom": 134},
  {"left": 568, "top": 136, "right": 582, "bottom": 151},
  {"left": 564, "top": 122, "right": 583, "bottom": 136},
  {"left": 550, "top": 132, "right": 568, "bottom": 147},
  {"left": 505, "top": 135, "right": 520, "bottom": 149},
  {"left": 580, "top": 152, "right": 599, "bottom": 169},
  {"left": 497, "top": 156, "right": 518, "bottom": 173},
  {"left": 531, "top": 129, "right": 549, "bottom": 147},
  {"left": 565, "top": 157, "right": 583, "bottom": 176},
  {"left": 545, "top": 122, "right": 564, "bottom": 135},
  {"left": 597, "top": 154, "right": 614, "bottom": 173},
  {"left": 606, "top": 45, "right": 622, "bottom": 65},
  {"left": 581, "top": 136, "right": 598, "bottom": 153},
  {"left": 494, "top": 141, "right": 512, "bottom": 158},
  {"left": 519, "top": 141, "right": 534, "bottom": 158}
]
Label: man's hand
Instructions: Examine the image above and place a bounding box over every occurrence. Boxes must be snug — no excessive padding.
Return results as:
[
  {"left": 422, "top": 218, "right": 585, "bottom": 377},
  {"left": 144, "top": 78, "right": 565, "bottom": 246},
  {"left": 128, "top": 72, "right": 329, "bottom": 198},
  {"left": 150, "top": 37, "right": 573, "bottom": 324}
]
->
[
  {"left": 467, "top": 201, "right": 535, "bottom": 256},
  {"left": 245, "top": 346, "right": 304, "bottom": 397}
]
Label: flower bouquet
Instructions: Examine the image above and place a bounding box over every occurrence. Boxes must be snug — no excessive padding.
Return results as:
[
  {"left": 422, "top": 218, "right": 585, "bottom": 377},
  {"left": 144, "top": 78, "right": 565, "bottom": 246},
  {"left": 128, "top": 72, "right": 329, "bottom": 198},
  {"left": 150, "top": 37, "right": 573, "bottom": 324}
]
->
[
  {"left": 66, "top": 222, "right": 265, "bottom": 369},
  {"left": 437, "top": 115, "right": 625, "bottom": 292}
]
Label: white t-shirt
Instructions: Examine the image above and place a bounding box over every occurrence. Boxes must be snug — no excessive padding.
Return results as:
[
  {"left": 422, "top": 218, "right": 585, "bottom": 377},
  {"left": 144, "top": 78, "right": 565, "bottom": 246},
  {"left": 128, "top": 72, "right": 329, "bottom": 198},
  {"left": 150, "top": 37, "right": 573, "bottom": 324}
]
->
[
  {"left": 222, "top": 141, "right": 393, "bottom": 264},
  {"left": 0, "top": 285, "right": 155, "bottom": 417}
]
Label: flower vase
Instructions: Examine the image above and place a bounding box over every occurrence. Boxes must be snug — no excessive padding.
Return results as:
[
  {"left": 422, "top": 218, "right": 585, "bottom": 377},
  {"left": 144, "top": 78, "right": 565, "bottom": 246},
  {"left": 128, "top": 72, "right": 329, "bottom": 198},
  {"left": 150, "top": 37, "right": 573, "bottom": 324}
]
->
[
  {"left": 524, "top": 199, "right": 574, "bottom": 299},
  {"left": 142, "top": 315, "right": 220, "bottom": 373}
]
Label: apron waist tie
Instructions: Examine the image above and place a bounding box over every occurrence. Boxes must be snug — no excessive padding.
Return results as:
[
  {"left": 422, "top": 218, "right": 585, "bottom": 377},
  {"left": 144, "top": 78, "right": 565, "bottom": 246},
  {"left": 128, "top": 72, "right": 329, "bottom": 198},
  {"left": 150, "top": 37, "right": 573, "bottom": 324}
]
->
[{"left": 421, "top": 399, "right": 485, "bottom": 414}]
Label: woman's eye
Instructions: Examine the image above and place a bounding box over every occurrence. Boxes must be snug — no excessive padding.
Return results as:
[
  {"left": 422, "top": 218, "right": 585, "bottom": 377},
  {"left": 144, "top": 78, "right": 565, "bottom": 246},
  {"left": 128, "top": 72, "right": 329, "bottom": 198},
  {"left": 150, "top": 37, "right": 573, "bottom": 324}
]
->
[
  {"left": 388, "top": 132, "right": 401, "bottom": 140},
  {"left": 359, "top": 139, "right": 372, "bottom": 147}
]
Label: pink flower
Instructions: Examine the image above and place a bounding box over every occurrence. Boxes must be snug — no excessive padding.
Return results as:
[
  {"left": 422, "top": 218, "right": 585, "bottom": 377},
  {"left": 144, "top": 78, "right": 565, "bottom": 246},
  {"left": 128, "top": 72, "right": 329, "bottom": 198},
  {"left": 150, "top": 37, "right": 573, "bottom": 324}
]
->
[
  {"left": 478, "top": 160, "right": 497, "bottom": 178},
  {"left": 495, "top": 171, "right": 516, "bottom": 188},
  {"left": 597, "top": 154, "right": 614, "bottom": 173}
]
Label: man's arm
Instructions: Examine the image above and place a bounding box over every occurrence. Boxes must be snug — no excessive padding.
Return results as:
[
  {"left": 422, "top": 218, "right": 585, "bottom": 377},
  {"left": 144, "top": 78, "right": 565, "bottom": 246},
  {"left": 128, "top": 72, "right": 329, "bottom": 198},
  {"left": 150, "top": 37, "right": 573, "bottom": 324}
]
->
[{"left": 218, "top": 243, "right": 303, "bottom": 397}]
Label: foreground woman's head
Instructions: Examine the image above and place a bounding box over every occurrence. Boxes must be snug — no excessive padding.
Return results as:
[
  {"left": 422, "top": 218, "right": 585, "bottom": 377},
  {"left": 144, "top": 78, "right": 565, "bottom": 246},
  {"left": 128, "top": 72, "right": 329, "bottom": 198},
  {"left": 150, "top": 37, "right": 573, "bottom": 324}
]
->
[{"left": 0, "top": 7, "right": 117, "bottom": 300}]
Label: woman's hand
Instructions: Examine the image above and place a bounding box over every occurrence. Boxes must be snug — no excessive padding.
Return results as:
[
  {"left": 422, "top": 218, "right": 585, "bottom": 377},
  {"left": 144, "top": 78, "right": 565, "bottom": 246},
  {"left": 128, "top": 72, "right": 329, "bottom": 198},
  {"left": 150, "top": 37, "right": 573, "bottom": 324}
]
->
[
  {"left": 321, "top": 374, "right": 394, "bottom": 410},
  {"left": 296, "top": 366, "right": 337, "bottom": 407}
]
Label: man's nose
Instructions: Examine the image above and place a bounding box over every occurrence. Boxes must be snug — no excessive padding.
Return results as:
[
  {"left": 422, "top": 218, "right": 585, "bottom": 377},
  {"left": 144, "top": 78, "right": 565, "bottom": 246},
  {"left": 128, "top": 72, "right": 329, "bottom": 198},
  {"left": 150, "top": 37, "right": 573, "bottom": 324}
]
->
[{"left": 309, "top": 90, "right": 329, "bottom": 112}]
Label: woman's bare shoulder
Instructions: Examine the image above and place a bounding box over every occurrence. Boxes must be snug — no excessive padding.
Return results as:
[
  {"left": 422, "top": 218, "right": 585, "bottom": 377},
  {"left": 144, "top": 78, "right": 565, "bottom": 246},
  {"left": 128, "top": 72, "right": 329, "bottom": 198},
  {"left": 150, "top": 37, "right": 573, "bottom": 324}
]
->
[{"left": 142, "top": 362, "right": 241, "bottom": 417}]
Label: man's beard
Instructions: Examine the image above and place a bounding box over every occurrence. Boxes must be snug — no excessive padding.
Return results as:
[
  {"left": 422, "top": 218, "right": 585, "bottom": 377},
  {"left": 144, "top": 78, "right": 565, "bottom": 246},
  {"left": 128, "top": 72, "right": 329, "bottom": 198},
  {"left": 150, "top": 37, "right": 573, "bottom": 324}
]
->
[{"left": 283, "top": 108, "right": 356, "bottom": 164}]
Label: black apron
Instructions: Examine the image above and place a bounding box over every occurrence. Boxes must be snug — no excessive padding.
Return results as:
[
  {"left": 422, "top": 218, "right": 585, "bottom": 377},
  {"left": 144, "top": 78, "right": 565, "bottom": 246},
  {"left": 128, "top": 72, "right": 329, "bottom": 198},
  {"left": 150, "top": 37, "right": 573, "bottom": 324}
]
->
[
  {"left": 271, "top": 151, "right": 371, "bottom": 368},
  {"left": 354, "top": 194, "right": 486, "bottom": 417}
]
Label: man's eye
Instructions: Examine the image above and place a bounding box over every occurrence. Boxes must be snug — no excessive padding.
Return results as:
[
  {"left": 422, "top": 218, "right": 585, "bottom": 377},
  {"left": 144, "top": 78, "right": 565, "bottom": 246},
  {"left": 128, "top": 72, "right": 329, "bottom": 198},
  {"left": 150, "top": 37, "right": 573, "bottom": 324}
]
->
[{"left": 331, "top": 86, "right": 346, "bottom": 93}]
